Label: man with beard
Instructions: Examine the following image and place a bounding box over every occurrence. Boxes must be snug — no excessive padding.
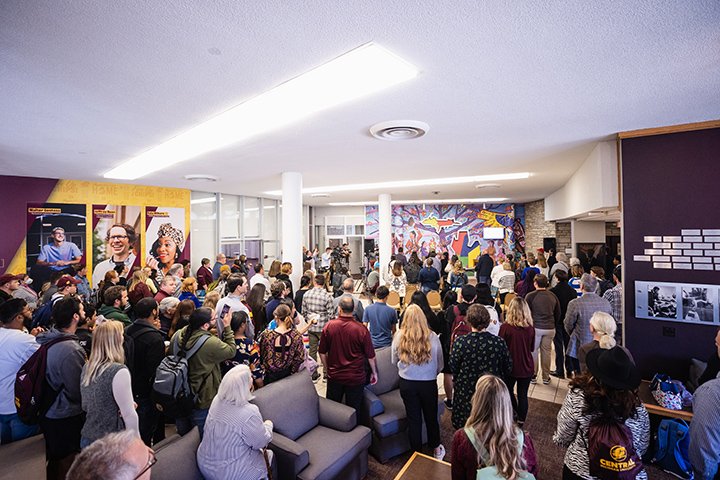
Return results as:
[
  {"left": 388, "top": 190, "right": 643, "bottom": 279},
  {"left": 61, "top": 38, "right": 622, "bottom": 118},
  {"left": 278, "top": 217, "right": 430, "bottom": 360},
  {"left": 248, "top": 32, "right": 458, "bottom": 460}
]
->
[
  {"left": 92, "top": 224, "right": 138, "bottom": 286},
  {"left": 0, "top": 299, "right": 42, "bottom": 444}
]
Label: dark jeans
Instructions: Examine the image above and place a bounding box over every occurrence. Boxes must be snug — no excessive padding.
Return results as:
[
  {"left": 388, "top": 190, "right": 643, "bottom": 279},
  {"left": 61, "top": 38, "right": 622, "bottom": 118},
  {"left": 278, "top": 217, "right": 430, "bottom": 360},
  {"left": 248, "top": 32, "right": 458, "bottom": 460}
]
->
[
  {"left": 399, "top": 378, "right": 440, "bottom": 451},
  {"left": 137, "top": 396, "right": 161, "bottom": 446},
  {"left": 176, "top": 408, "right": 209, "bottom": 438},
  {"left": 553, "top": 325, "right": 571, "bottom": 377},
  {"left": 0, "top": 412, "right": 39, "bottom": 445},
  {"left": 326, "top": 381, "right": 364, "bottom": 413},
  {"left": 39, "top": 413, "right": 85, "bottom": 480},
  {"left": 506, "top": 377, "right": 532, "bottom": 422},
  {"left": 567, "top": 356, "right": 581, "bottom": 376}
]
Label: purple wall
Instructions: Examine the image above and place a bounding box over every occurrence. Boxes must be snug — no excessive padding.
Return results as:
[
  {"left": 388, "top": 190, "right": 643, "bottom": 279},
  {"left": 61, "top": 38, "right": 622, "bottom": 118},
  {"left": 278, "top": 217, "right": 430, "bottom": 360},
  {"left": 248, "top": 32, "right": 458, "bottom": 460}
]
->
[
  {"left": 622, "top": 128, "right": 720, "bottom": 379},
  {"left": 0, "top": 175, "right": 58, "bottom": 274}
]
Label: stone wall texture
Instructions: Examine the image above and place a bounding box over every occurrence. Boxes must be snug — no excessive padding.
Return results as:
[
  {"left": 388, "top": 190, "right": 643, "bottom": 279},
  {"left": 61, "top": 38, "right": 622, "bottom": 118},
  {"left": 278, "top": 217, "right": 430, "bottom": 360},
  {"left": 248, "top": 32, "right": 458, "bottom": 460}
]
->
[{"left": 524, "top": 199, "right": 557, "bottom": 253}]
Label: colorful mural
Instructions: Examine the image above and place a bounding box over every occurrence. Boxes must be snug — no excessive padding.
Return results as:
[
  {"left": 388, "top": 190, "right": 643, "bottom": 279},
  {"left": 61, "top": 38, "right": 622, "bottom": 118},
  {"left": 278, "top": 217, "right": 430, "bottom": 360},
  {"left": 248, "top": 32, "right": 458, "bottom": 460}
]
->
[{"left": 365, "top": 203, "right": 525, "bottom": 267}]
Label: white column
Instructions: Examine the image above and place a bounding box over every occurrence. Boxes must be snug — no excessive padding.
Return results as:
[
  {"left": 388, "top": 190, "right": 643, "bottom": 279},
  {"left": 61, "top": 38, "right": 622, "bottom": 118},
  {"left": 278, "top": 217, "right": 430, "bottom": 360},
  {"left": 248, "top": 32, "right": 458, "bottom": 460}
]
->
[
  {"left": 281, "top": 172, "right": 303, "bottom": 290},
  {"left": 378, "top": 194, "right": 392, "bottom": 281}
]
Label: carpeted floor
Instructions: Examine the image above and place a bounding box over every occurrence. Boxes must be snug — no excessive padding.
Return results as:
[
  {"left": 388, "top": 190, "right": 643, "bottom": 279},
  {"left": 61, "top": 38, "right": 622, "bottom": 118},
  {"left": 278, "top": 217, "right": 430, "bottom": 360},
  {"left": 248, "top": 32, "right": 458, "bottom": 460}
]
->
[{"left": 366, "top": 398, "right": 677, "bottom": 480}]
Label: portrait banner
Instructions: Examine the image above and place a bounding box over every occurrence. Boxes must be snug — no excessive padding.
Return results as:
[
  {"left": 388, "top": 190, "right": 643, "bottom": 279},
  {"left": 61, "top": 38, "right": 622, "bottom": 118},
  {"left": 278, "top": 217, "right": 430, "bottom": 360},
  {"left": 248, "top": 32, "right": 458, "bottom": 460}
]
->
[
  {"left": 145, "top": 206, "right": 187, "bottom": 277},
  {"left": 26, "top": 202, "right": 86, "bottom": 286},
  {"left": 91, "top": 204, "right": 142, "bottom": 286}
]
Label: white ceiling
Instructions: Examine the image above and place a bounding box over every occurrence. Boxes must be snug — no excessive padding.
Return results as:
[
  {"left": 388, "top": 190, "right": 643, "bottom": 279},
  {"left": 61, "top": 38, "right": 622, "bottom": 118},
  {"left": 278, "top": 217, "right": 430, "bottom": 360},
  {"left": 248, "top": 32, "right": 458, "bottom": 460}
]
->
[{"left": 1, "top": 0, "right": 719, "bottom": 206}]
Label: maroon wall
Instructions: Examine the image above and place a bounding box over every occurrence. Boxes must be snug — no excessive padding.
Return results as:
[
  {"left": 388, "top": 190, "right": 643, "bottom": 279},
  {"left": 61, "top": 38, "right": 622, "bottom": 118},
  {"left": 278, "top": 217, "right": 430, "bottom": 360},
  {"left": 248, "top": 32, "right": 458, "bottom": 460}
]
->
[
  {"left": 0, "top": 175, "right": 58, "bottom": 274},
  {"left": 622, "top": 127, "right": 720, "bottom": 379}
]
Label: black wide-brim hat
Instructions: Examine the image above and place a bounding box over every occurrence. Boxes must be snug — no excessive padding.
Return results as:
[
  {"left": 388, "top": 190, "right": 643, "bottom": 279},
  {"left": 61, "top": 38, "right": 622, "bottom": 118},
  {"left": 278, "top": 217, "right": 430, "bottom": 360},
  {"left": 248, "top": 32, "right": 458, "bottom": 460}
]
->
[{"left": 586, "top": 347, "right": 641, "bottom": 390}]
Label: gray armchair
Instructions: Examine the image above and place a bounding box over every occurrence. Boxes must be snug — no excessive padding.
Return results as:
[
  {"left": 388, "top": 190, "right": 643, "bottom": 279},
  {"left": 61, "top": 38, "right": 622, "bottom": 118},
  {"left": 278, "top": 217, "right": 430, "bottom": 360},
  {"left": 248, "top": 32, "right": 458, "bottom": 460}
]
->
[
  {"left": 360, "top": 346, "right": 444, "bottom": 463},
  {"left": 251, "top": 371, "right": 371, "bottom": 480}
]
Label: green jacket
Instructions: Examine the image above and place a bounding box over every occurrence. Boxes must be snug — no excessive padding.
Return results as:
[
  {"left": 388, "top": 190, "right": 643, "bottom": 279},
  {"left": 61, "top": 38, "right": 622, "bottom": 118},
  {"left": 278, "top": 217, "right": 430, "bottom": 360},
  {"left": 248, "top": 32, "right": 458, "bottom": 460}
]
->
[
  {"left": 170, "top": 326, "right": 235, "bottom": 409},
  {"left": 98, "top": 304, "right": 131, "bottom": 326}
]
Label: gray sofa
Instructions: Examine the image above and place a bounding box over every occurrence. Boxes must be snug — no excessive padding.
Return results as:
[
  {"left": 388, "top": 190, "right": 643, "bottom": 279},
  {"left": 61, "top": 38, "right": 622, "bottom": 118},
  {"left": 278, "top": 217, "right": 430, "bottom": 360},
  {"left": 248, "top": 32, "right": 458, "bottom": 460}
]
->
[
  {"left": 360, "top": 346, "right": 444, "bottom": 463},
  {"left": 152, "top": 427, "right": 204, "bottom": 480},
  {"left": 251, "top": 371, "right": 371, "bottom": 480}
]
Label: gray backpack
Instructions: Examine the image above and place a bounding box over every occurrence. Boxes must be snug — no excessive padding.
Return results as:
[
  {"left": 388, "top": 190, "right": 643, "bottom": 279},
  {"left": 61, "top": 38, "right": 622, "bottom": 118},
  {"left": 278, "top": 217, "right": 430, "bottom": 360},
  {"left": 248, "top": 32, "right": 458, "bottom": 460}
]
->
[{"left": 152, "top": 334, "right": 209, "bottom": 418}]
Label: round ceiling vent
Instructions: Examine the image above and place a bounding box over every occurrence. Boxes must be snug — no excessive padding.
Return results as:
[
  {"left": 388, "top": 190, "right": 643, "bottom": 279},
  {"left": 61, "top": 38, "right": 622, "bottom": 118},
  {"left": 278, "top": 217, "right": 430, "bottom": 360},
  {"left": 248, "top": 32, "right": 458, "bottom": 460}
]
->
[
  {"left": 369, "top": 120, "right": 429, "bottom": 141},
  {"left": 184, "top": 174, "right": 218, "bottom": 182}
]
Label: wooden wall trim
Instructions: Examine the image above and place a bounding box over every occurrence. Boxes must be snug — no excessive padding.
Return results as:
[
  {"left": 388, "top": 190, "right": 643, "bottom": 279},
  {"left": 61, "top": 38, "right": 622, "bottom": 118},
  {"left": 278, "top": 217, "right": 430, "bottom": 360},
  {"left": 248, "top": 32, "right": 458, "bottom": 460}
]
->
[{"left": 617, "top": 119, "right": 720, "bottom": 139}]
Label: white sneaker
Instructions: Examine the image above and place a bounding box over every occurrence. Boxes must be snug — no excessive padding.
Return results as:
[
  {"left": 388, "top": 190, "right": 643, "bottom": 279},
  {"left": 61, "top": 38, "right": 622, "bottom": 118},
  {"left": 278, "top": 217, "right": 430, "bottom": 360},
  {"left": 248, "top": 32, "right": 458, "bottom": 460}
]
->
[{"left": 433, "top": 444, "right": 446, "bottom": 460}]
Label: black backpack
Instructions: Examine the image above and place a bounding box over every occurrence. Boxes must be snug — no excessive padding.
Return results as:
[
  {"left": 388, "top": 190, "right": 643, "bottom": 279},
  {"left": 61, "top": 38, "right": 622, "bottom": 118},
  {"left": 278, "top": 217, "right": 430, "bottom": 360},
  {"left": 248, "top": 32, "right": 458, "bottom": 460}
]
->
[
  {"left": 31, "top": 300, "right": 54, "bottom": 329},
  {"left": 15, "top": 337, "right": 74, "bottom": 424}
]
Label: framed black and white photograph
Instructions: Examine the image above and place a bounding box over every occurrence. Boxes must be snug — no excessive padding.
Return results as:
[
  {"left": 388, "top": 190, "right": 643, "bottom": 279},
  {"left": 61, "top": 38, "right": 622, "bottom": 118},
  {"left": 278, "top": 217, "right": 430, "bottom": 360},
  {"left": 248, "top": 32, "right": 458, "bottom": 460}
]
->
[
  {"left": 647, "top": 284, "right": 678, "bottom": 319},
  {"left": 682, "top": 286, "right": 715, "bottom": 323}
]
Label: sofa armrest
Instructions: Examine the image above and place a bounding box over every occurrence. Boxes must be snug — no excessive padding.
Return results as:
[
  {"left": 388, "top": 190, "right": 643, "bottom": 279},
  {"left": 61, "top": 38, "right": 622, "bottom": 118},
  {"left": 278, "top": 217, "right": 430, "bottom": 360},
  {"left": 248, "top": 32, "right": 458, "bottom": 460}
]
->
[
  {"left": 362, "top": 388, "right": 384, "bottom": 418},
  {"left": 268, "top": 432, "right": 310, "bottom": 478},
  {"left": 319, "top": 396, "right": 357, "bottom": 432}
]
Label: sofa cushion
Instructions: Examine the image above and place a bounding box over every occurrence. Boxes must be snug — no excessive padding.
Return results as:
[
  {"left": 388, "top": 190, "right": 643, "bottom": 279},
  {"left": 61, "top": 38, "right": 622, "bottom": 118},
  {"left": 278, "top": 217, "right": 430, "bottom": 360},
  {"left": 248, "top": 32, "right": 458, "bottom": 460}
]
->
[
  {"left": 372, "top": 389, "right": 407, "bottom": 438},
  {"left": 295, "top": 425, "right": 371, "bottom": 480},
  {"left": 152, "top": 428, "right": 203, "bottom": 480},
  {"left": 251, "top": 371, "right": 319, "bottom": 441},
  {"left": 0, "top": 432, "right": 44, "bottom": 480},
  {"left": 366, "top": 346, "right": 399, "bottom": 396}
]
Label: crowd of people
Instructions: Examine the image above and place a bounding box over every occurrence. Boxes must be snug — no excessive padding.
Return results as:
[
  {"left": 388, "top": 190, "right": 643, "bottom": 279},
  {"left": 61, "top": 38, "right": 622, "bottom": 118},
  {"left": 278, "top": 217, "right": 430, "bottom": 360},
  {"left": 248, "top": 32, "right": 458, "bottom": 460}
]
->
[{"left": 0, "top": 244, "right": 719, "bottom": 480}]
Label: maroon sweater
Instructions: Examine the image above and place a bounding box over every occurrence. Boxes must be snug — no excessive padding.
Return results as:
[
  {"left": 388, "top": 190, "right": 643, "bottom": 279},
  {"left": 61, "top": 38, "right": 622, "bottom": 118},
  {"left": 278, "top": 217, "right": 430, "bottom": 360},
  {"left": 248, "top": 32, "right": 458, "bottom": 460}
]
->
[{"left": 498, "top": 324, "right": 535, "bottom": 378}]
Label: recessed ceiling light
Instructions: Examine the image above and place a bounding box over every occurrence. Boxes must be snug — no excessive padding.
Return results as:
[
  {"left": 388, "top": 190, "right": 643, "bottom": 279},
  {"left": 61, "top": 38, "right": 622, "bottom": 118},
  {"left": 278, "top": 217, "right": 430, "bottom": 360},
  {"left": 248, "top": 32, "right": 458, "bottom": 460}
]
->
[
  {"left": 104, "top": 42, "right": 419, "bottom": 180},
  {"left": 475, "top": 183, "right": 501, "bottom": 189},
  {"left": 264, "top": 173, "right": 529, "bottom": 196},
  {"left": 184, "top": 174, "right": 218, "bottom": 182},
  {"left": 190, "top": 197, "right": 217, "bottom": 205},
  {"left": 310, "top": 193, "right": 331, "bottom": 198},
  {"left": 370, "top": 120, "right": 429, "bottom": 140},
  {"left": 327, "top": 197, "right": 508, "bottom": 206}
]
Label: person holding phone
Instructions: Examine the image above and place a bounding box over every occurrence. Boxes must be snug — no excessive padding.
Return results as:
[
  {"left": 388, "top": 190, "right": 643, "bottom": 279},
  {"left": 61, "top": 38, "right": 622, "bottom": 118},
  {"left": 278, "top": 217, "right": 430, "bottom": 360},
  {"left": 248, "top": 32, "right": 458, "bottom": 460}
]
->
[{"left": 214, "top": 275, "right": 252, "bottom": 339}]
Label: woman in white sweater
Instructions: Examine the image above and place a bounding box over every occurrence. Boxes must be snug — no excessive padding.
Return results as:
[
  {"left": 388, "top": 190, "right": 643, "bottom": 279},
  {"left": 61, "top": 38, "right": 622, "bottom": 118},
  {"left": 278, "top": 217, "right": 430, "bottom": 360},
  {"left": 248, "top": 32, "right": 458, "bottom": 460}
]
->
[{"left": 197, "top": 364, "right": 273, "bottom": 480}]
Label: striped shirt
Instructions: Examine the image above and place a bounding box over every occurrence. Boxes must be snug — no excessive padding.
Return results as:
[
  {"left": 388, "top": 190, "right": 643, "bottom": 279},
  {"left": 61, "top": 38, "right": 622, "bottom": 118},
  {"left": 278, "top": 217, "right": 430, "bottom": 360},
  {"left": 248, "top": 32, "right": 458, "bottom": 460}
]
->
[
  {"left": 302, "top": 286, "right": 335, "bottom": 333},
  {"left": 553, "top": 388, "right": 650, "bottom": 479},
  {"left": 689, "top": 377, "right": 720, "bottom": 480}
]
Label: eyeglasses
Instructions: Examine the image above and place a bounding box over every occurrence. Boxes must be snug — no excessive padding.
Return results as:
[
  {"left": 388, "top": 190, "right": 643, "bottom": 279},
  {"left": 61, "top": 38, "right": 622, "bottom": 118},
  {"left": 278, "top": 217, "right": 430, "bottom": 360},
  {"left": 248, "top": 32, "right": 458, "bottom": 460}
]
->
[
  {"left": 109, "top": 235, "right": 129, "bottom": 241},
  {"left": 133, "top": 449, "right": 157, "bottom": 479}
]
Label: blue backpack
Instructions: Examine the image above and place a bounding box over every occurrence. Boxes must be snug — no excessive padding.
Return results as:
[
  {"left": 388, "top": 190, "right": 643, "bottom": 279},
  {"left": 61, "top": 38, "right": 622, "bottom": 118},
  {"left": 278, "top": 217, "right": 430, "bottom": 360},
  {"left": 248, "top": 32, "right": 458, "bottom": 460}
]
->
[{"left": 652, "top": 419, "right": 694, "bottom": 480}]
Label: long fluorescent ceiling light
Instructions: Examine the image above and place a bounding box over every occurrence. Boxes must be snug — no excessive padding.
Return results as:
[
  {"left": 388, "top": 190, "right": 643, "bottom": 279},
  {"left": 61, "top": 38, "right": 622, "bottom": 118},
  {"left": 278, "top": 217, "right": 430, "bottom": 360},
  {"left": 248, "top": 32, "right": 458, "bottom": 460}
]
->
[
  {"left": 264, "top": 173, "right": 530, "bottom": 196},
  {"left": 104, "top": 43, "right": 419, "bottom": 180},
  {"left": 328, "top": 198, "right": 508, "bottom": 206}
]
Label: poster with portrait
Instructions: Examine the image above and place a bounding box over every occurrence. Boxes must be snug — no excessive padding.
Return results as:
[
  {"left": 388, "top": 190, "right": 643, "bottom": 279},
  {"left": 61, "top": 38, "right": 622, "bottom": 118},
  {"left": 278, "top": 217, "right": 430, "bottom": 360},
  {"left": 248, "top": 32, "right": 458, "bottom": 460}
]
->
[
  {"left": 26, "top": 202, "right": 86, "bottom": 287},
  {"left": 145, "top": 206, "right": 187, "bottom": 277},
  {"left": 91, "top": 205, "right": 142, "bottom": 286}
]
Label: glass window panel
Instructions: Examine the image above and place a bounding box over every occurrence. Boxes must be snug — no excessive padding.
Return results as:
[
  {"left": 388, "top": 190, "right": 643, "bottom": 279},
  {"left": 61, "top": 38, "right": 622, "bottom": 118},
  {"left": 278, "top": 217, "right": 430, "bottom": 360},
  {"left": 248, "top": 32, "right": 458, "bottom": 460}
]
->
[
  {"left": 327, "top": 225, "right": 344, "bottom": 236},
  {"left": 244, "top": 197, "right": 260, "bottom": 237},
  {"left": 262, "top": 200, "right": 277, "bottom": 241},
  {"left": 263, "top": 241, "right": 279, "bottom": 265},
  {"left": 191, "top": 191, "right": 218, "bottom": 272},
  {"left": 220, "top": 194, "right": 240, "bottom": 239}
]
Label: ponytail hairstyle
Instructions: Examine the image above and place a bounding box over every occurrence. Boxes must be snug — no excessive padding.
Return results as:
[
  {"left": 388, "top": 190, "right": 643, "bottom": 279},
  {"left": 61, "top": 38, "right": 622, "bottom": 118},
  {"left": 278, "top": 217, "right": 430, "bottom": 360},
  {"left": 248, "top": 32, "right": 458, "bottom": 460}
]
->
[
  {"left": 181, "top": 307, "right": 213, "bottom": 348},
  {"left": 273, "top": 304, "right": 293, "bottom": 329},
  {"left": 590, "top": 311, "right": 617, "bottom": 349}
]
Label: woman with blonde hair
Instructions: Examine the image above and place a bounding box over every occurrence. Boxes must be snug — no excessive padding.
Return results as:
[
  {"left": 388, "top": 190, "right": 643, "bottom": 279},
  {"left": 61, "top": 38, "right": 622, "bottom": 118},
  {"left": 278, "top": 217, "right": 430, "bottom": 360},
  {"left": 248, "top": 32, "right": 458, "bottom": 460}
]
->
[
  {"left": 127, "top": 269, "right": 152, "bottom": 307},
  {"left": 498, "top": 297, "right": 535, "bottom": 425},
  {"left": 386, "top": 260, "right": 407, "bottom": 304},
  {"left": 276, "top": 262, "right": 294, "bottom": 298},
  {"left": 391, "top": 304, "right": 445, "bottom": 459},
  {"left": 202, "top": 290, "right": 221, "bottom": 311},
  {"left": 447, "top": 260, "right": 468, "bottom": 291},
  {"left": 577, "top": 311, "right": 634, "bottom": 372},
  {"left": 197, "top": 365, "right": 273, "bottom": 480},
  {"left": 80, "top": 321, "right": 138, "bottom": 448},
  {"left": 178, "top": 277, "right": 202, "bottom": 307},
  {"left": 451, "top": 375, "right": 538, "bottom": 480}
]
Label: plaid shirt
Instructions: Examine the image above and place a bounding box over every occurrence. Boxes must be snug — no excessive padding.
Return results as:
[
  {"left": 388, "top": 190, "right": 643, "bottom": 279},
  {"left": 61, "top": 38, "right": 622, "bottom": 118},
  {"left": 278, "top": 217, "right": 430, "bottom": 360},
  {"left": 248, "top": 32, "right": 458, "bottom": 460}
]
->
[
  {"left": 602, "top": 282, "right": 622, "bottom": 324},
  {"left": 563, "top": 292, "right": 612, "bottom": 358},
  {"left": 302, "top": 286, "right": 335, "bottom": 333}
]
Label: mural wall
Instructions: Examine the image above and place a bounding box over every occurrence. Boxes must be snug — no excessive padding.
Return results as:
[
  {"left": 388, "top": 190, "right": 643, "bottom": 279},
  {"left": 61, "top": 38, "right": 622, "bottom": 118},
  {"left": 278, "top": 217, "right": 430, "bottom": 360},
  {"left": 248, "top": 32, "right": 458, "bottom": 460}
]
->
[{"left": 365, "top": 203, "right": 525, "bottom": 266}]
